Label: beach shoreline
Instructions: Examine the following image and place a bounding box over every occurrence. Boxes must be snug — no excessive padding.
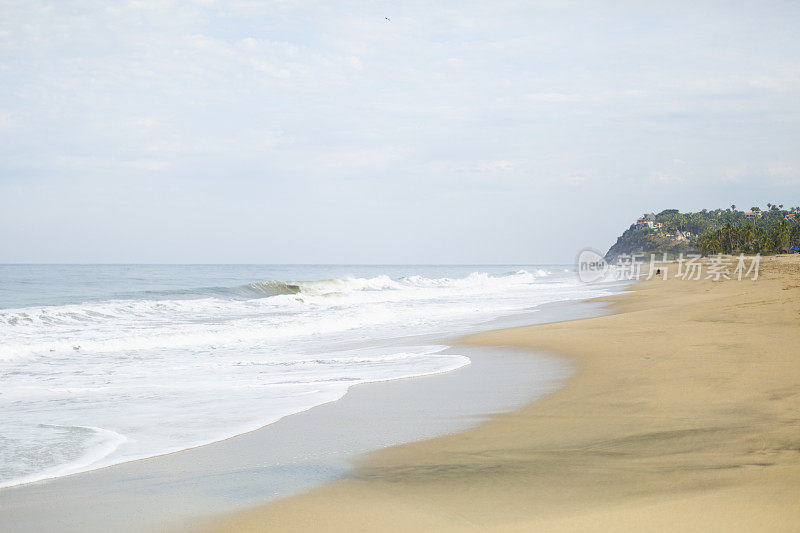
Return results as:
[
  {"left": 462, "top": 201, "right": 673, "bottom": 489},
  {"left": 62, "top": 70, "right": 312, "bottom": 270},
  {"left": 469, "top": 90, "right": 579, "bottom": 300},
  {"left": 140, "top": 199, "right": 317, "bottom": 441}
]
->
[
  {"left": 0, "top": 265, "right": 612, "bottom": 496},
  {"left": 0, "top": 297, "right": 613, "bottom": 533},
  {"left": 206, "top": 255, "right": 800, "bottom": 532}
]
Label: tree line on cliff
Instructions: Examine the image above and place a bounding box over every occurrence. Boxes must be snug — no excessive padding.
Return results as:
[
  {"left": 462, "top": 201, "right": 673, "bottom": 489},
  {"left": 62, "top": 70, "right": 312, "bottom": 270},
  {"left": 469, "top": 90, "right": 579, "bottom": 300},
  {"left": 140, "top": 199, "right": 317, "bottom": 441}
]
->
[
  {"left": 696, "top": 220, "right": 799, "bottom": 255},
  {"left": 605, "top": 204, "right": 800, "bottom": 260}
]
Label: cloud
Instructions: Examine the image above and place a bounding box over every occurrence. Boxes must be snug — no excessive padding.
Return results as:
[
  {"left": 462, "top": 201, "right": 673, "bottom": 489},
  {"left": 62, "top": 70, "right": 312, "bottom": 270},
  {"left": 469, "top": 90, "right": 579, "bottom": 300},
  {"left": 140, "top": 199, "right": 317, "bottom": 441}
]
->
[
  {"left": 766, "top": 164, "right": 800, "bottom": 185},
  {"left": 721, "top": 166, "right": 748, "bottom": 182},
  {"left": 649, "top": 172, "right": 684, "bottom": 185},
  {"left": 311, "top": 147, "right": 407, "bottom": 171},
  {"left": 127, "top": 160, "right": 169, "bottom": 171},
  {"left": 478, "top": 160, "right": 515, "bottom": 173},
  {"left": 348, "top": 56, "right": 363, "bottom": 70},
  {"left": 524, "top": 90, "right": 646, "bottom": 103},
  {"left": 1, "top": 1, "right": 799, "bottom": 261},
  {"left": 132, "top": 117, "right": 159, "bottom": 128},
  {"left": 565, "top": 176, "right": 586, "bottom": 187},
  {"left": 767, "top": 164, "right": 798, "bottom": 177}
]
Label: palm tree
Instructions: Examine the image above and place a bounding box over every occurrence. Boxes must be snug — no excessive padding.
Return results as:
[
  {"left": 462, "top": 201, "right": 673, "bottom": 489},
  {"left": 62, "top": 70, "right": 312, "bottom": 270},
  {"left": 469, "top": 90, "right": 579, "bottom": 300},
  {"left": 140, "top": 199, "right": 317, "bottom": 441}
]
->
[
  {"left": 775, "top": 221, "right": 791, "bottom": 252},
  {"left": 742, "top": 225, "right": 756, "bottom": 253}
]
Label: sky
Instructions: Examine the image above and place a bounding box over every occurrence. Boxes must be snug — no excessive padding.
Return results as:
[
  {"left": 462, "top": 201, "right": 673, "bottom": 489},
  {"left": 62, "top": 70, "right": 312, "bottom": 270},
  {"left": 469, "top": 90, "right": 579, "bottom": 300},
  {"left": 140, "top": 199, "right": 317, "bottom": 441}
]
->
[{"left": 1, "top": 0, "right": 799, "bottom": 263}]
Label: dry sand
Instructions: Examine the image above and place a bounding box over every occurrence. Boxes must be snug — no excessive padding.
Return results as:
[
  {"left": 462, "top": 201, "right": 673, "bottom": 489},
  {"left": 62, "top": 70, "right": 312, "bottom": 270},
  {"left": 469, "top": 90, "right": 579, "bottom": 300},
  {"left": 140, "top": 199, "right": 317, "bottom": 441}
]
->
[{"left": 204, "top": 256, "right": 800, "bottom": 532}]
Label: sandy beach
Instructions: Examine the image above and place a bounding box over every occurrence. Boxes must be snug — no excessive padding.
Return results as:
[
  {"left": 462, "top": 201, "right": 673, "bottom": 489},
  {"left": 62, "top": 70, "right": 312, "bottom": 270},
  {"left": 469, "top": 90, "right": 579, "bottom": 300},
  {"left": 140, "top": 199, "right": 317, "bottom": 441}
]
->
[
  {"left": 0, "top": 315, "right": 582, "bottom": 532},
  {"left": 206, "top": 255, "right": 800, "bottom": 532}
]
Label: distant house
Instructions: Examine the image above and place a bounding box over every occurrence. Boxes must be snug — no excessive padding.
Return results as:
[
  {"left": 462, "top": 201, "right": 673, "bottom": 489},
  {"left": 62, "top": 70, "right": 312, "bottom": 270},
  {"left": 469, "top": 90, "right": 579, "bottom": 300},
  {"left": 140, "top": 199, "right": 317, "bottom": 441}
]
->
[
  {"left": 746, "top": 209, "right": 762, "bottom": 220},
  {"left": 785, "top": 213, "right": 796, "bottom": 222},
  {"left": 671, "top": 230, "right": 696, "bottom": 242},
  {"left": 634, "top": 217, "right": 654, "bottom": 230}
]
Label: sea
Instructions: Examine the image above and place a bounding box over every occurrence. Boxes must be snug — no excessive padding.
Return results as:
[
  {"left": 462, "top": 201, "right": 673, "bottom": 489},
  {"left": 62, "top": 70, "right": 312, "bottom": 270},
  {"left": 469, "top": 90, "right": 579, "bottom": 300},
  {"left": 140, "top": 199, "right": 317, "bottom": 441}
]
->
[{"left": 0, "top": 264, "right": 620, "bottom": 489}]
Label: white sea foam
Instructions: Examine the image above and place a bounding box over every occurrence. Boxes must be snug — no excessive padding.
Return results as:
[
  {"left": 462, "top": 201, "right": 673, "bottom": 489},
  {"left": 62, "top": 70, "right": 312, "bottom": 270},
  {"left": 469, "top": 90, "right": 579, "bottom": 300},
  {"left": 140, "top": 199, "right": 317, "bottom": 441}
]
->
[
  {"left": 0, "top": 268, "right": 619, "bottom": 488},
  {"left": 0, "top": 426, "right": 127, "bottom": 489}
]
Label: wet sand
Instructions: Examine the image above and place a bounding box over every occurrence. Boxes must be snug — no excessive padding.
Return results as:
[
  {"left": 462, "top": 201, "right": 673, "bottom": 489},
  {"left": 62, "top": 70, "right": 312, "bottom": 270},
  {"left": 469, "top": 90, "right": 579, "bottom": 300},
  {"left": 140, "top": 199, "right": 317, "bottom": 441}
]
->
[{"left": 1, "top": 302, "right": 602, "bottom": 532}]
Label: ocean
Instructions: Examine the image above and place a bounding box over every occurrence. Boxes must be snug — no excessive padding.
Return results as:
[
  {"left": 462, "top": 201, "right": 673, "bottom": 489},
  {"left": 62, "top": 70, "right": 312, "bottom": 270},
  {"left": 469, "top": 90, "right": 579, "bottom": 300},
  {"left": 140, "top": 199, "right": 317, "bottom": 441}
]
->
[{"left": 0, "top": 264, "right": 618, "bottom": 489}]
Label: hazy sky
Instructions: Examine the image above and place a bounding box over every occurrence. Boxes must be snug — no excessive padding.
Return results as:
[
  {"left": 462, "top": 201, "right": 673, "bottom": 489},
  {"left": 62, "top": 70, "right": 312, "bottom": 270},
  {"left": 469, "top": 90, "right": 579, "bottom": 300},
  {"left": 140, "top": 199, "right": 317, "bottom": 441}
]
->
[{"left": 1, "top": 1, "right": 799, "bottom": 263}]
